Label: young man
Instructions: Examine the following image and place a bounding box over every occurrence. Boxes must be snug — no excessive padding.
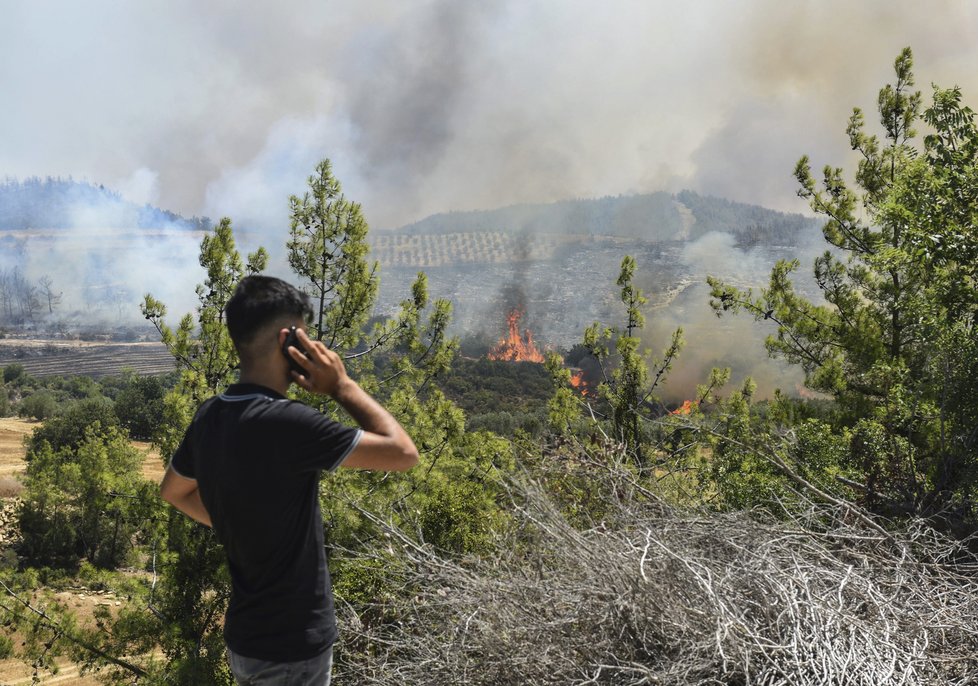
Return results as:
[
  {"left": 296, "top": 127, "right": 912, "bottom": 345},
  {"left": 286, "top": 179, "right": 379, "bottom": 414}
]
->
[{"left": 159, "top": 275, "right": 418, "bottom": 685}]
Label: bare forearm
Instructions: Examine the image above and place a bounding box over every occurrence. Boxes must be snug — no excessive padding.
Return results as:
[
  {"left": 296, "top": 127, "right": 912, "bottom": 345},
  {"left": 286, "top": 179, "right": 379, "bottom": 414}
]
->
[
  {"left": 334, "top": 379, "right": 406, "bottom": 439},
  {"left": 169, "top": 490, "right": 213, "bottom": 527},
  {"left": 289, "top": 328, "right": 418, "bottom": 469}
]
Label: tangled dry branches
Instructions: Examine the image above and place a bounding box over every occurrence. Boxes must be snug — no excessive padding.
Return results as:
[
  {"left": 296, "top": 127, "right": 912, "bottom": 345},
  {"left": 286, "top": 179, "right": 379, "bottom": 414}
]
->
[{"left": 335, "top": 445, "right": 978, "bottom": 685}]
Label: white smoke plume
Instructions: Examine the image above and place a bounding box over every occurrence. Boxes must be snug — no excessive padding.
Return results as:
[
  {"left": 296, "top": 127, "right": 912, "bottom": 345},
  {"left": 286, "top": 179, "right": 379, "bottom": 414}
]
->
[{"left": 2, "top": 0, "right": 976, "bottom": 233}]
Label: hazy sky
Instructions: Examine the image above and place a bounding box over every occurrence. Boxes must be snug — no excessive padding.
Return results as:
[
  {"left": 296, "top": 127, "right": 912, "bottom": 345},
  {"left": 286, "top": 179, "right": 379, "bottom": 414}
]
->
[{"left": 2, "top": 1, "right": 977, "bottom": 230}]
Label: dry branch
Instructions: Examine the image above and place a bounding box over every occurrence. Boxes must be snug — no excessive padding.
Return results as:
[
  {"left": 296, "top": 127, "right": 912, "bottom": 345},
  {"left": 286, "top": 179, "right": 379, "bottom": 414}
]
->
[{"left": 335, "top": 448, "right": 978, "bottom": 685}]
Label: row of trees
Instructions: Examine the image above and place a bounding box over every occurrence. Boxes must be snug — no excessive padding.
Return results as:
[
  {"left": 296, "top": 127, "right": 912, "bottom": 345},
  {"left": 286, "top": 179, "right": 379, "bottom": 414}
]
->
[{"left": 0, "top": 48, "right": 975, "bottom": 684}]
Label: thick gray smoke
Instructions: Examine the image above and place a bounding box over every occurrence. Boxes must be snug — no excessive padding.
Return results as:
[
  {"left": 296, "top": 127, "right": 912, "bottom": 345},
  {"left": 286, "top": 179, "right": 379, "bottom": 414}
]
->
[
  {"left": 2, "top": 0, "right": 977, "bottom": 363},
  {"left": 3, "top": 1, "right": 977, "bottom": 233}
]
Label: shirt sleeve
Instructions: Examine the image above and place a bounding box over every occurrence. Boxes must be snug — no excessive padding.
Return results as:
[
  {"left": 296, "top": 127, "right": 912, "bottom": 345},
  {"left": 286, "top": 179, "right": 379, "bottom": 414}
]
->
[
  {"left": 170, "top": 429, "right": 197, "bottom": 480},
  {"left": 285, "top": 403, "right": 364, "bottom": 474}
]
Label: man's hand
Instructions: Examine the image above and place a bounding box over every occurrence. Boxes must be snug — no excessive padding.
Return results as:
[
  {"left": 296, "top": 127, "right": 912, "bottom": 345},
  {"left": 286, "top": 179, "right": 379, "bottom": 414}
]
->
[
  {"left": 285, "top": 327, "right": 352, "bottom": 398},
  {"left": 284, "top": 326, "right": 419, "bottom": 472}
]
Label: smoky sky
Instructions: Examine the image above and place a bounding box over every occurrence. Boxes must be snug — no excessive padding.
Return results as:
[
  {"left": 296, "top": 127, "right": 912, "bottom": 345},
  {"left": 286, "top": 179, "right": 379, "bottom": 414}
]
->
[{"left": 2, "top": 0, "right": 978, "bottom": 233}]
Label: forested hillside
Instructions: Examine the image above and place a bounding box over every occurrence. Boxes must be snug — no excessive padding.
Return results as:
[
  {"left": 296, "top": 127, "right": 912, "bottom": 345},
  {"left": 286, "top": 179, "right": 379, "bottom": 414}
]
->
[{"left": 0, "top": 178, "right": 209, "bottom": 231}]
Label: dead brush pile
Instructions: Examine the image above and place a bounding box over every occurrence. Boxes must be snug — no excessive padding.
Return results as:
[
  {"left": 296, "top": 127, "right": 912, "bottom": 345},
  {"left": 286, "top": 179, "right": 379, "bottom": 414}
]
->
[{"left": 337, "top": 447, "right": 978, "bottom": 685}]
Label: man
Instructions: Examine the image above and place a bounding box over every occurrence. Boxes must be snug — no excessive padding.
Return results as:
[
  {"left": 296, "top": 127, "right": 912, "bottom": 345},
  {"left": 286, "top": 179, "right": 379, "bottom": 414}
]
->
[{"left": 159, "top": 275, "right": 419, "bottom": 685}]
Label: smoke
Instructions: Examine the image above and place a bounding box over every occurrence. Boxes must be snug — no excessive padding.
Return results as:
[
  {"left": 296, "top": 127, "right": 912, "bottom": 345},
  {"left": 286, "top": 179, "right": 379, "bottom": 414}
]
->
[
  {"left": 641, "top": 232, "right": 824, "bottom": 401},
  {"left": 4, "top": 0, "right": 977, "bottom": 234},
  {"left": 3, "top": 0, "right": 978, "bottom": 352},
  {"left": 2, "top": 197, "right": 206, "bottom": 328},
  {"left": 113, "top": 168, "right": 160, "bottom": 207}
]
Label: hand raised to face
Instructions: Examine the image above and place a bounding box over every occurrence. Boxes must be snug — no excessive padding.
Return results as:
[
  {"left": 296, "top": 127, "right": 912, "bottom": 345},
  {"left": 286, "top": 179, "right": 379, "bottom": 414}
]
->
[{"left": 283, "top": 327, "right": 353, "bottom": 398}]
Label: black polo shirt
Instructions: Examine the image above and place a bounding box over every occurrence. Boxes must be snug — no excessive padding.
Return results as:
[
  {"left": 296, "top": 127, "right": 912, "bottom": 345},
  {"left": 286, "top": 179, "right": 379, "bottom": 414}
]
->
[{"left": 170, "top": 383, "right": 362, "bottom": 661}]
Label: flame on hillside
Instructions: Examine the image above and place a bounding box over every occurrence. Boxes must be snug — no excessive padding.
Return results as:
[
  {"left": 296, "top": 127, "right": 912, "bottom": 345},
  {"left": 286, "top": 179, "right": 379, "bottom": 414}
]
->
[
  {"left": 569, "top": 369, "right": 592, "bottom": 396},
  {"left": 670, "top": 399, "right": 698, "bottom": 415},
  {"left": 487, "top": 308, "right": 545, "bottom": 363},
  {"left": 669, "top": 400, "right": 699, "bottom": 414}
]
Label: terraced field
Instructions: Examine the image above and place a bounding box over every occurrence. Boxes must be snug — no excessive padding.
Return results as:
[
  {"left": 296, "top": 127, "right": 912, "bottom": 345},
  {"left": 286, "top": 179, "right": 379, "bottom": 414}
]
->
[
  {"left": 369, "top": 231, "right": 589, "bottom": 267},
  {"left": 0, "top": 340, "right": 174, "bottom": 378}
]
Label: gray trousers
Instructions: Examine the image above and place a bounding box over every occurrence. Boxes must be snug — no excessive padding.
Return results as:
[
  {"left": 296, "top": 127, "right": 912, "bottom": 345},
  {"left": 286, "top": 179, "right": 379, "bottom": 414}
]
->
[{"left": 227, "top": 646, "right": 333, "bottom": 686}]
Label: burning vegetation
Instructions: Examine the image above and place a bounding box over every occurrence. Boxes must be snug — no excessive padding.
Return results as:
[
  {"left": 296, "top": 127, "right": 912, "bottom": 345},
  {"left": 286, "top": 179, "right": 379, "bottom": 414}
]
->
[
  {"left": 569, "top": 369, "right": 593, "bottom": 396},
  {"left": 483, "top": 306, "right": 598, "bottom": 400},
  {"left": 487, "top": 308, "right": 545, "bottom": 363},
  {"left": 670, "top": 399, "right": 697, "bottom": 415}
]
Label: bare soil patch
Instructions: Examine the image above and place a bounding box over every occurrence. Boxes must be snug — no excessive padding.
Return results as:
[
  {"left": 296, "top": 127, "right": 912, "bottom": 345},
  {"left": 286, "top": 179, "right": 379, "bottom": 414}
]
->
[{"left": 0, "top": 418, "right": 34, "bottom": 483}]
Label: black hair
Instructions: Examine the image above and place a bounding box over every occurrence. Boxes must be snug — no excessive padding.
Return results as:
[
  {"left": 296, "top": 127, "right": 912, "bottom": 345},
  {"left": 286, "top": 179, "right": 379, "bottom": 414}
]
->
[{"left": 225, "top": 275, "right": 313, "bottom": 348}]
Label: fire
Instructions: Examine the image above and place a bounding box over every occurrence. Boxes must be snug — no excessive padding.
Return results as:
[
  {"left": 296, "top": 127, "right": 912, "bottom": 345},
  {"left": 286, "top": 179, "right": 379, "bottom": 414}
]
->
[
  {"left": 569, "top": 369, "right": 591, "bottom": 396},
  {"left": 487, "top": 308, "right": 545, "bottom": 363},
  {"left": 670, "top": 399, "right": 698, "bottom": 415}
]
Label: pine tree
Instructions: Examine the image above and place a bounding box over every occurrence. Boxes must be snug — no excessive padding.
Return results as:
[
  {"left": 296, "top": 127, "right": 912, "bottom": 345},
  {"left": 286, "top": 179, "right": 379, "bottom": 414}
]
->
[{"left": 708, "top": 48, "right": 978, "bottom": 528}]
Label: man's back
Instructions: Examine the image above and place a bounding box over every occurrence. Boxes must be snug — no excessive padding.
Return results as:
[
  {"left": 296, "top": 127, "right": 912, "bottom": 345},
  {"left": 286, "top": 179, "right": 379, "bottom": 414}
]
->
[
  {"left": 159, "top": 274, "right": 418, "bottom": 684},
  {"left": 171, "top": 383, "right": 361, "bottom": 661}
]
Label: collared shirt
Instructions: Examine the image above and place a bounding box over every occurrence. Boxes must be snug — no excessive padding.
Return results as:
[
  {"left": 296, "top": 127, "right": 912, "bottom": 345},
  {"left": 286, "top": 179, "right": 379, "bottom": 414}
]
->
[{"left": 171, "top": 383, "right": 362, "bottom": 661}]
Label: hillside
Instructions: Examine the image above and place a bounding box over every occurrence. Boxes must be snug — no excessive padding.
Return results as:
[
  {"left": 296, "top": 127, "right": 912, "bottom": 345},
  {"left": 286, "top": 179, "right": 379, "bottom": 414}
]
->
[
  {"left": 0, "top": 177, "right": 209, "bottom": 231},
  {"left": 387, "top": 190, "right": 819, "bottom": 246},
  {"left": 366, "top": 192, "right": 823, "bottom": 360}
]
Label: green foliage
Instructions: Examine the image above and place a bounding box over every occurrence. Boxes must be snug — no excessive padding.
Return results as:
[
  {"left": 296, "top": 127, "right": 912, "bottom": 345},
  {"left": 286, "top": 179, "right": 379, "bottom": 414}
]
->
[
  {"left": 544, "top": 352, "right": 580, "bottom": 434},
  {"left": 556, "top": 255, "right": 686, "bottom": 467},
  {"left": 437, "top": 357, "right": 554, "bottom": 430},
  {"left": 142, "top": 217, "right": 266, "bottom": 408},
  {"left": 2, "top": 363, "right": 25, "bottom": 385},
  {"left": 0, "top": 381, "right": 8, "bottom": 417},
  {"left": 16, "top": 389, "right": 58, "bottom": 420},
  {"left": 288, "top": 159, "right": 378, "bottom": 348},
  {"left": 18, "top": 426, "right": 155, "bottom": 568},
  {"left": 415, "top": 476, "right": 497, "bottom": 555},
  {"left": 26, "top": 397, "right": 118, "bottom": 454},
  {"left": 113, "top": 373, "right": 168, "bottom": 440},
  {"left": 708, "top": 48, "right": 978, "bottom": 527},
  {"left": 54, "top": 374, "right": 102, "bottom": 400},
  {"left": 322, "top": 425, "right": 509, "bottom": 562},
  {"left": 695, "top": 378, "right": 853, "bottom": 513}
]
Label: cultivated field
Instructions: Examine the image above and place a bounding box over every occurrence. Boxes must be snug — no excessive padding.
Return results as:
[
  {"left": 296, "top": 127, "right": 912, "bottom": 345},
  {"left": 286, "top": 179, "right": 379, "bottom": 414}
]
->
[
  {"left": 0, "top": 340, "right": 174, "bottom": 378},
  {"left": 0, "top": 417, "right": 164, "bottom": 685},
  {"left": 369, "top": 231, "right": 589, "bottom": 267}
]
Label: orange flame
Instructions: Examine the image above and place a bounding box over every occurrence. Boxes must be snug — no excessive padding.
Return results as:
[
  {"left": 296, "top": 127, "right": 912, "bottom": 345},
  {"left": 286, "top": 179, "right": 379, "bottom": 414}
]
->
[
  {"left": 670, "top": 399, "right": 698, "bottom": 415},
  {"left": 569, "top": 369, "right": 591, "bottom": 396},
  {"left": 487, "top": 308, "right": 545, "bottom": 363}
]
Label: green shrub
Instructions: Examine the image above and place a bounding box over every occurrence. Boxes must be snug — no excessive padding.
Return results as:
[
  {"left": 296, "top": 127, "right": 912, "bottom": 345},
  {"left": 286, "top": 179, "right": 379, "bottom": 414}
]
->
[
  {"left": 17, "top": 389, "right": 59, "bottom": 420},
  {"left": 19, "top": 426, "right": 153, "bottom": 569},
  {"left": 113, "top": 374, "right": 167, "bottom": 440},
  {"left": 27, "top": 397, "right": 119, "bottom": 454},
  {"left": 2, "top": 364, "right": 25, "bottom": 385}
]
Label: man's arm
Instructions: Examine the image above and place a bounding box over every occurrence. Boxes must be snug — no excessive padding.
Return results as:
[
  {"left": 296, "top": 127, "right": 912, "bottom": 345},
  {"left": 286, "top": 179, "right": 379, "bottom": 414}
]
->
[
  {"left": 288, "top": 327, "right": 419, "bottom": 472},
  {"left": 160, "top": 466, "right": 213, "bottom": 527}
]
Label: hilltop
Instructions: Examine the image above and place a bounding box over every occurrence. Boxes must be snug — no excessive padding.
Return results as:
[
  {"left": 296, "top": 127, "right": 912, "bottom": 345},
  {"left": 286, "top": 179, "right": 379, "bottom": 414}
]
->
[
  {"left": 386, "top": 190, "right": 819, "bottom": 246},
  {"left": 0, "top": 177, "right": 210, "bottom": 231}
]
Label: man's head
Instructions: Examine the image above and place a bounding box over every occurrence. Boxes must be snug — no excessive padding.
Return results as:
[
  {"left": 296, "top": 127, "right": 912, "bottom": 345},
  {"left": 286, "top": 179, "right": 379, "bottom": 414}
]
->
[{"left": 226, "top": 276, "right": 313, "bottom": 366}]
